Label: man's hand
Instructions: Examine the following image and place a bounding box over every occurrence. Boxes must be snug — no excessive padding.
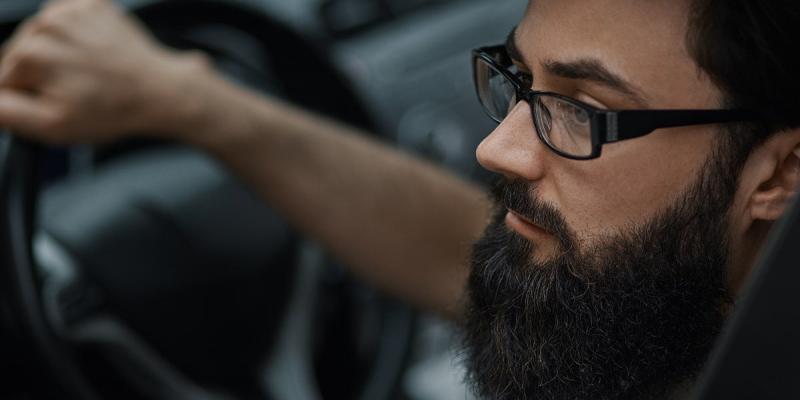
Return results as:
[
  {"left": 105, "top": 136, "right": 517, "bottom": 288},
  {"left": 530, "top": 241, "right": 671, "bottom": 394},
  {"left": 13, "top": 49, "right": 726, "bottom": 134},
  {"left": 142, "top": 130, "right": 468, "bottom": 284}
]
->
[{"left": 0, "top": 0, "right": 209, "bottom": 144}]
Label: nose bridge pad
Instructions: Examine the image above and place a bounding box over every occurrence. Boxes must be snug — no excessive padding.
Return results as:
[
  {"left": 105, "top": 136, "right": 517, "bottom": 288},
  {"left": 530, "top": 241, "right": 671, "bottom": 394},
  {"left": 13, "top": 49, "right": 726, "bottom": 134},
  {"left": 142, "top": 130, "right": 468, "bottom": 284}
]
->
[{"left": 509, "top": 87, "right": 524, "bottom": 116}]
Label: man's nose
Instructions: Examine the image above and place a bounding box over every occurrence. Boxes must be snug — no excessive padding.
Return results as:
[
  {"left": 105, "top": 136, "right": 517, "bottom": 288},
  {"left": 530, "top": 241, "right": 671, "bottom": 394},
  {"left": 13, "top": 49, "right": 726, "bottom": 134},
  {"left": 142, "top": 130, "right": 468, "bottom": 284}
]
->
[{"left": 476, "top": 102, "right": 550, "bottom": 181}]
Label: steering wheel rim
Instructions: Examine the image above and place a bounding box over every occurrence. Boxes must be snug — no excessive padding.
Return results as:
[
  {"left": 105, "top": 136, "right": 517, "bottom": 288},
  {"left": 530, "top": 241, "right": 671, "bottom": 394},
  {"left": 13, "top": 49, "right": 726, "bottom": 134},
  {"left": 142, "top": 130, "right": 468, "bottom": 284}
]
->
[{"left": 0, "top": 134, "right": 102, "bottom": 399}]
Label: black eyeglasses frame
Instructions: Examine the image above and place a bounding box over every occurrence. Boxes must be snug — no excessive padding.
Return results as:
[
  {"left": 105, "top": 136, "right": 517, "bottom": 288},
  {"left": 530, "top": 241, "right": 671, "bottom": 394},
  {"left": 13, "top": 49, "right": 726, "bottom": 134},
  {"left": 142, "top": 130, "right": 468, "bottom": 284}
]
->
[{"left": 472, "top": 45, "right": 759, "bottom": 160}]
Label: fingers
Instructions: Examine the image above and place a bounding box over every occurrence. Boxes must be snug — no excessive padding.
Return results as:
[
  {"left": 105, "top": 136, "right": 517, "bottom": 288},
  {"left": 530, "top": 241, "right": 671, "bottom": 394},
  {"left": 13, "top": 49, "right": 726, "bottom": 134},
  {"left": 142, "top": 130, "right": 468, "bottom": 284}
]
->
[
  {"left": 0, "top": 90, "right": 59, "bottom": 140},
  {"left": 0, "top": 0, "right": 89, "bottom": 90},
  {"left": 0, "top": 35, "right": 68, "bottom": 89}
]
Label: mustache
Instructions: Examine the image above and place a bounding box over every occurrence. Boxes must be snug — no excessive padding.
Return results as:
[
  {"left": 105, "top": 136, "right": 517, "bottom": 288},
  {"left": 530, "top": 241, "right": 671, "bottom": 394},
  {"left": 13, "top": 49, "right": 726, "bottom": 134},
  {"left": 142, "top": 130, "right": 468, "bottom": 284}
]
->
[{"left": 490, "top": 178, "right": 574, "bottom": 249}]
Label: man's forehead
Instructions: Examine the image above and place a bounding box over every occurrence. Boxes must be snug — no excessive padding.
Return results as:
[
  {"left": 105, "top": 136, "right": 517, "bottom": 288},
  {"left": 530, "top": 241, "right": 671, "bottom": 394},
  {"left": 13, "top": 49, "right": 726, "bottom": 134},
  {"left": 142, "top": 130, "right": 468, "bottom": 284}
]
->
[
  {"left": 513, "top": 0, "right": 719, "bottom": 110},
  {"left": 506, "top": 25, "right": 651, "bottom": 108}
]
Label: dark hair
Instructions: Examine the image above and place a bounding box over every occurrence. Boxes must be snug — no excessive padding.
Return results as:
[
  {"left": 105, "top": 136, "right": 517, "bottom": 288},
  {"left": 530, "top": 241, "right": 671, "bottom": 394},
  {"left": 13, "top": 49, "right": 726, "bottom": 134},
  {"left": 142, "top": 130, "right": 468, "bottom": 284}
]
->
[{"left": 688, "top": 0, "right": 799, "bottom": 139}]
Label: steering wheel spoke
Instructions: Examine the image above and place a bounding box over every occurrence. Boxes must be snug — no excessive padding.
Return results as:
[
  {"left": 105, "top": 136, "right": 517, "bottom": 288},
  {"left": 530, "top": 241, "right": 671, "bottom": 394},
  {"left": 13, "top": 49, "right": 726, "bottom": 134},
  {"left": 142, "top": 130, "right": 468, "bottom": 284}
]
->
[
  {"left": 35, "top": 233, "right": 107, "bottom": 333},
  {"left": 35, "top": 232, "right": 238, "bottom": 400}
]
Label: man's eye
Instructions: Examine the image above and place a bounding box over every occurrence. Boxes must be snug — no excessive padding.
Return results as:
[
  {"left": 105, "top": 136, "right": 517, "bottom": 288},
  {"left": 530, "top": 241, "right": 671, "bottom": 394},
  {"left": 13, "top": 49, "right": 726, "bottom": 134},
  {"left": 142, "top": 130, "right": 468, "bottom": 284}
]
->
[
  {"left": 573, "top": 106, "right": 590, "bottom": 124},
  {"left": 557, "top": 102, "right": 590, "bottom": 126}
]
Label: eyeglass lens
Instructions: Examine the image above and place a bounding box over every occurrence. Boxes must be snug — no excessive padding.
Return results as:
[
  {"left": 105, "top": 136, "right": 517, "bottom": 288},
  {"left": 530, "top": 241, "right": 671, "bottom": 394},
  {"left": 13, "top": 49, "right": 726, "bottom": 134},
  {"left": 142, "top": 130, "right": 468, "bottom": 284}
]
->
[
  {"left": 475, "top": 59, "right": 518, "bottom": 122},
  {"left": 474, "top": 55, "right": 594, "bottom": 158}
]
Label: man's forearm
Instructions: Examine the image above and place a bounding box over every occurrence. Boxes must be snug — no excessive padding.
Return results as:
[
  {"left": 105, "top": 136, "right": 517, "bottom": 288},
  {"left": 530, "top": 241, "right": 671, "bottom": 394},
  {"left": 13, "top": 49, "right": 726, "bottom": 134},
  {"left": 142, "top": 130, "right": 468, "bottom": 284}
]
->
[{"left": 161, "top": 68, "right": 491, "bottom": 318}]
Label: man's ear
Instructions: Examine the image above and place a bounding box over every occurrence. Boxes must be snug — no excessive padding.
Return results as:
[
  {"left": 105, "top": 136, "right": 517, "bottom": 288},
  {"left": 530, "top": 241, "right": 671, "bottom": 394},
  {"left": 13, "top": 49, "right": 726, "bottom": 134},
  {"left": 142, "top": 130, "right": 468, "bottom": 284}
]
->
[{"left": 749, "top": 131, "right": 800, "bottom": 222}]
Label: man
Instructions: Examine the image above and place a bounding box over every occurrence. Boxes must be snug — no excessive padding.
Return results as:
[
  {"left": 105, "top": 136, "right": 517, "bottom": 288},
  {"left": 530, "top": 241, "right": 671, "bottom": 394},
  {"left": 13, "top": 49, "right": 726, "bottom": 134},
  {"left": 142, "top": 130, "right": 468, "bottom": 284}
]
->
[{"left": 0, "top": 0, "right": 797, "bottom": 398}]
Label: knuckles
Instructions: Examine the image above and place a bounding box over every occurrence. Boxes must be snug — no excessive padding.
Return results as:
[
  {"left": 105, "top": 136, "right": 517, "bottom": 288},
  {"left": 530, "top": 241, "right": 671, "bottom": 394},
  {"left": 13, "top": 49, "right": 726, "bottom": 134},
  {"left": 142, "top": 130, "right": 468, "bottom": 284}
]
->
[
  {"left": 1, "top": 9, "right": 86, "bottom": 78},
  {"left": 5, "top": 37, "right": 57, "bottom": 76},
  {"left": 31, "top": 12, "right": 70, "bottom": 35},
  {"left": 34, "top": 0, "right": 109, "bottom": 35}
]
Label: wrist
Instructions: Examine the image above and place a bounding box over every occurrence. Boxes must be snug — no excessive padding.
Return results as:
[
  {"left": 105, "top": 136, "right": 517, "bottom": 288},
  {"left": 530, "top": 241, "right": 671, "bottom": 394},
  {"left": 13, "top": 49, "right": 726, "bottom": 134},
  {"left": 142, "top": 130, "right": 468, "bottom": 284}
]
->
[
  {"left": 138, "top": 49, "right": 219, "bottom": 141},
  {"left": 137, "top": 48, "right": 293, "bottom": 155}
]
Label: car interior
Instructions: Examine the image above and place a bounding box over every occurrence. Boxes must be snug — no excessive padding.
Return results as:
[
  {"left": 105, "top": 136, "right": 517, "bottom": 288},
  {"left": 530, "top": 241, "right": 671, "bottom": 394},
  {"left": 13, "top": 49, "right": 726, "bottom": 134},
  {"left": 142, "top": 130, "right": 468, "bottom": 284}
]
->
[
  {"left": 0, "top": 0, "right": 797, "bottom": 399},
  {"left": 0, "top": 0, "right": 521, "bottom": 399}
]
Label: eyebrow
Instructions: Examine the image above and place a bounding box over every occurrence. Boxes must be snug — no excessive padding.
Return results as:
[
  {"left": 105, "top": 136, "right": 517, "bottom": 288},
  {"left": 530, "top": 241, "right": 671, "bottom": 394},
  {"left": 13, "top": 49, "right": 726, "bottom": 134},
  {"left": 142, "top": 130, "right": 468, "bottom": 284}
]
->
[
  {"left": 543, "top": 59, "right": 650, "bottom": 107},
  {"left": 505, "top": 26, "right": 650, "bottom": 108}
]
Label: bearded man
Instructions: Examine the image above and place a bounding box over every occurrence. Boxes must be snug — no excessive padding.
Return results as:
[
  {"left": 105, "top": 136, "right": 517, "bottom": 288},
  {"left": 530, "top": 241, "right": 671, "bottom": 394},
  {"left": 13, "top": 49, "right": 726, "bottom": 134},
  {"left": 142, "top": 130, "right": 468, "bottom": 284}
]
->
[{"left": 0, "top": 0, "right": 797, "bottom": 399}]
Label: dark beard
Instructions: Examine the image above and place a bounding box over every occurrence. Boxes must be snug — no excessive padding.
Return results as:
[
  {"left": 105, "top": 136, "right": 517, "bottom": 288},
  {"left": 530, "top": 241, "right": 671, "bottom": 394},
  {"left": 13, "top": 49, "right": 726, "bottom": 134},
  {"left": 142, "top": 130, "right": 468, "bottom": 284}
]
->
[{"left": 462, "top": 157, "right": 737, "bottom": 400}]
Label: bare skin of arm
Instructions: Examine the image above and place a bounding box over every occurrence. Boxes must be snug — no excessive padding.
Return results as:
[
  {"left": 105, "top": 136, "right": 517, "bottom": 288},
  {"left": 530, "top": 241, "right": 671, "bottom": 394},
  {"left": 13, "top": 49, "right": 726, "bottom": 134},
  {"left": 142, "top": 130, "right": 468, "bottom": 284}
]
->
[
  {"left": 0, "top": 0, "right": 490, "bottom": 318},
  {"left": 172, "top": 68, "right": 490, "bottom": 318}
]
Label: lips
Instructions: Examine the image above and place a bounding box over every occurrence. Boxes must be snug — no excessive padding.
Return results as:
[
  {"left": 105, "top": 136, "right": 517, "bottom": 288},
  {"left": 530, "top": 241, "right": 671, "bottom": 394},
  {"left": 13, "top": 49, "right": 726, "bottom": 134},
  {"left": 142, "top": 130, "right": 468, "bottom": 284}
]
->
[{"left": 505, "top": 209, "right": 551, "bottom": 241}]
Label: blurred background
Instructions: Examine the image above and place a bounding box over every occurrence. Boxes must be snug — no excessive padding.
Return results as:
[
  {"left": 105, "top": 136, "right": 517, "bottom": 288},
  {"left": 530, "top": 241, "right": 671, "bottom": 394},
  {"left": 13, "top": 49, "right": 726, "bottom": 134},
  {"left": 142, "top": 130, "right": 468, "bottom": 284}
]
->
[{"left": 0, "top": 0, "right": 527, "bottom": 399}]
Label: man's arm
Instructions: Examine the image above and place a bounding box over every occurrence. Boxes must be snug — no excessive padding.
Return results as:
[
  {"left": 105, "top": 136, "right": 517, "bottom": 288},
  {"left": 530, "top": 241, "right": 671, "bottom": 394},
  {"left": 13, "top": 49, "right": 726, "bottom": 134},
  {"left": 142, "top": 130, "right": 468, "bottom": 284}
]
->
[
  {"left": 165, "top": 65, "right": 491, "bottom": 318},
  {"left": 0, "top": 0, "right": 490, "bottom": 318}
]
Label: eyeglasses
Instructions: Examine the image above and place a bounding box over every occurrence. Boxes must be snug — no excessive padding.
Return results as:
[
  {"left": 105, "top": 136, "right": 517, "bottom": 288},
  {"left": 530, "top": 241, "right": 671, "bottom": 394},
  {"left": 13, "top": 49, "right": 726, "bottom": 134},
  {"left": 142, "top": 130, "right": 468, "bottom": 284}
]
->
[{"left": 472, "top": 45, "right": 758, "bottom": 160}]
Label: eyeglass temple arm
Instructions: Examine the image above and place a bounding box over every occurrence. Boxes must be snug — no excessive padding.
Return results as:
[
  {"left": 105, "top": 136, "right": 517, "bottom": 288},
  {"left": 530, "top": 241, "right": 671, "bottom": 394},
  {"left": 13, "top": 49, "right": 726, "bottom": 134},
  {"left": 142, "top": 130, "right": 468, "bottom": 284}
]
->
[{"left": 600, "top": 110, "right": 756, "bottom": 143}]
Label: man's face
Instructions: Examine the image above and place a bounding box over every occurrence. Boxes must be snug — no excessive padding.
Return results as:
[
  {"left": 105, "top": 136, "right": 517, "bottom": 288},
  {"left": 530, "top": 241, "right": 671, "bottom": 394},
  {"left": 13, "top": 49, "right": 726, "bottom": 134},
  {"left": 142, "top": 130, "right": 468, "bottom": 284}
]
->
[
  {"left": 465, "top": 1, "right": 744, "bottom": 399},
  {"left": 476, "top": 0, "right": 726, "bottom": 264}
]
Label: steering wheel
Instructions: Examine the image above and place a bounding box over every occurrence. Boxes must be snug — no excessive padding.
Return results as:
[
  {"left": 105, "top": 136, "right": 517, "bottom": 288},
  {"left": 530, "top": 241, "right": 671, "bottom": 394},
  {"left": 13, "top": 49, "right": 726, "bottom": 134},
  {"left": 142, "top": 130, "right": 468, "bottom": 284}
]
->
[{"left": 0, "top": 1, "right": 415, "bottom": 399}]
